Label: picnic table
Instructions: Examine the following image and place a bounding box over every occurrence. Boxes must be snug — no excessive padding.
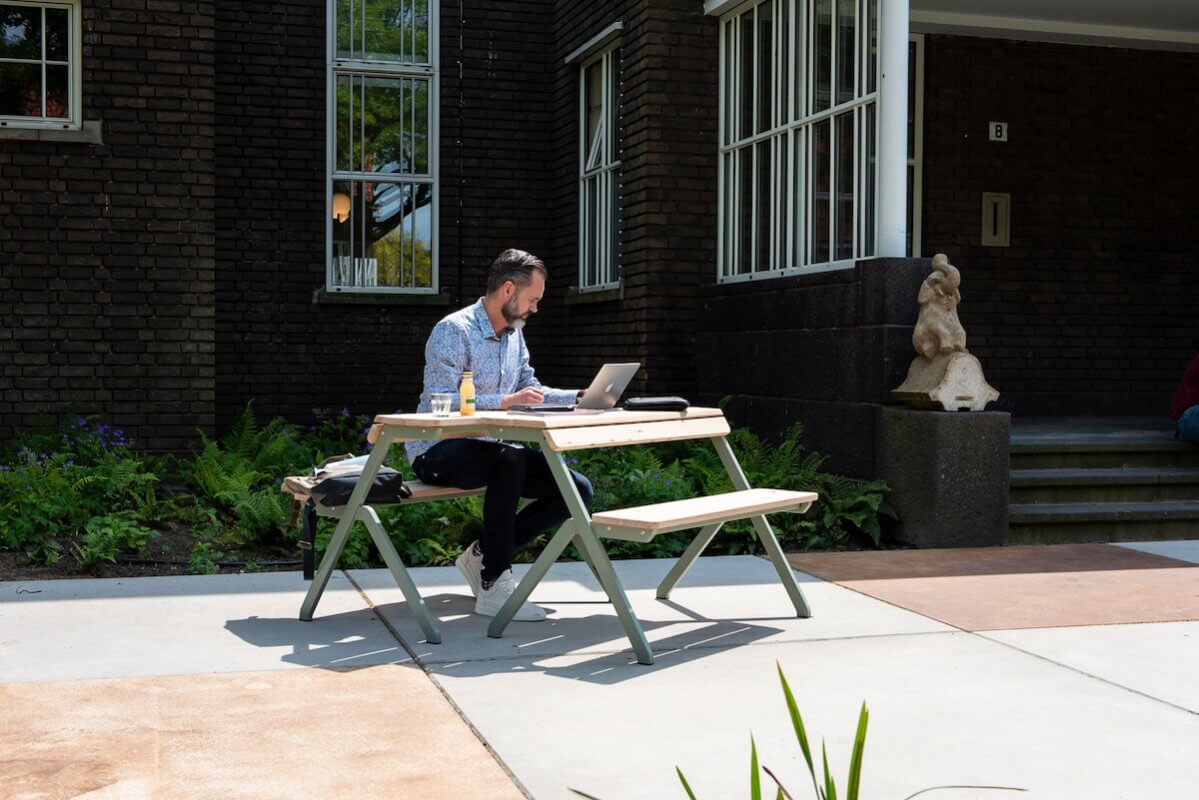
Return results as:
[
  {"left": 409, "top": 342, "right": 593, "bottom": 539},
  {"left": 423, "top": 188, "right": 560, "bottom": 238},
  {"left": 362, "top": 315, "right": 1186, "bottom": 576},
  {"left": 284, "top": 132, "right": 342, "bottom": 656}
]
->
[{"left": 298, "top": 407, "right": 817, "bottom": 665}]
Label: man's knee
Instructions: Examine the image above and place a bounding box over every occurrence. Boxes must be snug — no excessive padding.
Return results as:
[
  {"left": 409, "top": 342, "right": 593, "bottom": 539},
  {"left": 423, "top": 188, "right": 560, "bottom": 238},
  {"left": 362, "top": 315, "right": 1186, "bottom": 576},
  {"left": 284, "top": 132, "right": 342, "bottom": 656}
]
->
[{"left": 493, "top": 445, "right": 531, "bottom": 476}]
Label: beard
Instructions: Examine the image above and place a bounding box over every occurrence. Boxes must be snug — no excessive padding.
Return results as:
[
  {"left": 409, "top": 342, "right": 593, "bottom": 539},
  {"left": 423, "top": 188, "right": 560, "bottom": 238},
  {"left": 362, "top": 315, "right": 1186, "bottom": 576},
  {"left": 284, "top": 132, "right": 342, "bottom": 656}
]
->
[{"left": 501, "top": 296, "right": 529, "bottom": 330}]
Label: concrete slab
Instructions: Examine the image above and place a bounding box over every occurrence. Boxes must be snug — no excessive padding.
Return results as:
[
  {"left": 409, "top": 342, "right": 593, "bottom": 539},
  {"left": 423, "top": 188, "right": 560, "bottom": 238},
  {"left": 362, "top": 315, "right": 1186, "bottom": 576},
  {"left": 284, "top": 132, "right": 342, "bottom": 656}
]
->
[
  {"left": 0, "top": 571, "right": 406, "bottom": 683},
  {"left": 983, "top": 621, "right": 1199, "bottom": 713},
  {"left": 425, "top": 632, "right": 1199, "bottom": 800},
  {"left": 0, "top": 664, "right": 526, "bottom": 800},
  {"left": 350, "top": 556, "right": 953, "bottom": 665},
  {"left": 789, "top": 543, "right": 1199, "bottom": 630},
  {"left": 1115, "top": 539, "right": 1199, "bottom": 564}
]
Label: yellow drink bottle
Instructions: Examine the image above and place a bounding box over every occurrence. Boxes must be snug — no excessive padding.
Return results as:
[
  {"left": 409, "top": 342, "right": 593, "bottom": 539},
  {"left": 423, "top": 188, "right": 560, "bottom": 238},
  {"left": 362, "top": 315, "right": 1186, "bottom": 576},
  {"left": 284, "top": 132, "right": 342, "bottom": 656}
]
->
[{"left": 459, "top": 371, "right": 476, "bottom": 416}]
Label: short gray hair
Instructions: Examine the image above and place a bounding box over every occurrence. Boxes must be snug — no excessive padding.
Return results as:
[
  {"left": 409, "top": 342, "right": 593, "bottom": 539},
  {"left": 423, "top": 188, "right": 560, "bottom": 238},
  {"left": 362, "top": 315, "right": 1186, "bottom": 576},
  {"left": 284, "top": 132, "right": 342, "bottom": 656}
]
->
[{"left": 486, "top": 249, "right": 547, "bottom": 294}]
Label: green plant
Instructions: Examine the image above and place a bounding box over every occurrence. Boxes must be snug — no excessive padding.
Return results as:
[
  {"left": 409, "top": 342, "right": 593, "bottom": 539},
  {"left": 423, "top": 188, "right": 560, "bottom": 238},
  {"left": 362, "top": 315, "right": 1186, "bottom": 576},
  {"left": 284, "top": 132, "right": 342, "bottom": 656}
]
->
[
  {"left": 72, "top": 511, "right": 157, "bottom": 572},
  {"left": 188, "top": 541, "right": 223, "bottom": 574},
  {"left": 572, "top": 664, "right": 1024, "bottom": 800}
]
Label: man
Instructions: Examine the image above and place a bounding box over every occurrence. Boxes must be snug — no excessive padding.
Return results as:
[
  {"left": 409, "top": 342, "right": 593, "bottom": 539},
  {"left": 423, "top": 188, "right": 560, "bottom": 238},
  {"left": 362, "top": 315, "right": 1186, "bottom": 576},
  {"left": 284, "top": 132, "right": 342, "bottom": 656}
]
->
[
  {"left": 1172, "top": 353, "right": 1199, "bottom": 444},
  {"left": 405, "top": 249, "right": 594, "bottom": 621}
]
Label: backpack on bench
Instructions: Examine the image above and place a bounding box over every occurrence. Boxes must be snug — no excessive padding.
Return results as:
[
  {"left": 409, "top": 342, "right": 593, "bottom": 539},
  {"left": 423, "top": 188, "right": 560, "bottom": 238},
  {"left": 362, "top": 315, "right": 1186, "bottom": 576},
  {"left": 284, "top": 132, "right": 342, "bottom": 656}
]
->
[{"left": 292, "top": 454, "right": 413, "bottom": 579}]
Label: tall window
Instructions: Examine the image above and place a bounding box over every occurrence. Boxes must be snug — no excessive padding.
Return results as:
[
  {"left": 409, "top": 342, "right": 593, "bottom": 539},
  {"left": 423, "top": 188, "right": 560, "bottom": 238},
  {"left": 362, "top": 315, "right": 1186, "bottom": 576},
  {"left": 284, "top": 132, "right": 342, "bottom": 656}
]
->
[
  {"left": 578, "top": 45, "right": 620, "bottom": 291},
  {"left": 327, "top": 0, "right": 438, "bottom": 293},
  {"left": 718, "top": 0, "right": 878, "bottom": 280},
  {"left": 0, "top": 1, "right": 80, "bottom": 128}
]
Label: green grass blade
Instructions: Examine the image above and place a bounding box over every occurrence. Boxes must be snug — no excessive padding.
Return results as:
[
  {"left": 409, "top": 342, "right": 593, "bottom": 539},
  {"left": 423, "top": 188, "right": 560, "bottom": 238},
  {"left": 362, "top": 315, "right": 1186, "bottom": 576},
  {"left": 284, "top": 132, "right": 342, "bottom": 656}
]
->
[
  {"left": 902, "top": 785, "right": 1028, "bottom": 799},
  {"left": 777, "top": 662, "right": 823, "bottom": 800},
  {"left": 822, "top": 742, "right": 838, "bottom": 800},
  {"left": 676, "top": 767, "right": 699, "bottom": 800},
  {"left": 846, "top": 702, "right": 869, "bottom": 800},
  {"left": 751, "top": 735, "right": 762, "bottom": 800}
]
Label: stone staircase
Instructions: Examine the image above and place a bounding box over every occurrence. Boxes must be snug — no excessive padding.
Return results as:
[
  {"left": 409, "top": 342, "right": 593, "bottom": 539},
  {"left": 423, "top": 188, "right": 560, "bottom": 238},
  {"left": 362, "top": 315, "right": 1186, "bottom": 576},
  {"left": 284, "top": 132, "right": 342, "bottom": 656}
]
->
[{"left": 1007, "top": 418, "right": 1199, "bottom": 544}]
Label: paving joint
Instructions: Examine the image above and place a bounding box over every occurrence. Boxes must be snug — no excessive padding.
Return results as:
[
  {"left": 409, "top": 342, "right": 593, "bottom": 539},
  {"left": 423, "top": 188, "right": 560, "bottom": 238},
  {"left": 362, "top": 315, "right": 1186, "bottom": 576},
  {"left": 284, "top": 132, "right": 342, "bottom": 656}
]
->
[{"left": 343, "top": 569, "right": 536, "bottom": 800}]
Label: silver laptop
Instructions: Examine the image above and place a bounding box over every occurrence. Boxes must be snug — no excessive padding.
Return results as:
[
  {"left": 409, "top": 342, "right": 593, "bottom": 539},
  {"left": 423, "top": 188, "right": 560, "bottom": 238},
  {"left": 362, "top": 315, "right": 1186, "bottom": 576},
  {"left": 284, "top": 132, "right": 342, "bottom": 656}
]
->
[{"left": 509, "top": 362, "right": 639, "bottom": 413}]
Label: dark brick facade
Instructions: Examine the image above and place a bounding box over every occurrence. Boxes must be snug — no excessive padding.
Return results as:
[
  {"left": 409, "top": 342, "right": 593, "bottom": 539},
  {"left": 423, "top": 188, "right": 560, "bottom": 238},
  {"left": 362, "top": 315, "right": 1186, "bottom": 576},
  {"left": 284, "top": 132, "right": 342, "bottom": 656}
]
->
[
  {"left": 4, "top": 9, "right": 1197, "bottom": 464},
  {"left": 0, "top": 0, "right": 217, "bottom": 451},
  {"left": 921, "top": 35, "right": 1199, "bottom": 416}
]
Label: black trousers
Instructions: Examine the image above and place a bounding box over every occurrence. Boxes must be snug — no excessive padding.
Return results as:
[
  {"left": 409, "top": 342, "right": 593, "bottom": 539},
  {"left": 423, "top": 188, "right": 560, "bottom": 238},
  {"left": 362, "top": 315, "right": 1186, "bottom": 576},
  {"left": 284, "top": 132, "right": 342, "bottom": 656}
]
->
[{"left": 412, "top": 439, "right": 595, "bottom": 581}]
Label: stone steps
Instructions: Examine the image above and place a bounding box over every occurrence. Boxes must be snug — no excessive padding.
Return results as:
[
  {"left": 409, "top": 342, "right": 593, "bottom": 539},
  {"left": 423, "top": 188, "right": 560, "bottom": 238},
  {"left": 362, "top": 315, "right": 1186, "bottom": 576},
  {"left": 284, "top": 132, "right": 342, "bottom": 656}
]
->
[{"left": 1006, "top": 418, "right": 1199, "bottom": 544}]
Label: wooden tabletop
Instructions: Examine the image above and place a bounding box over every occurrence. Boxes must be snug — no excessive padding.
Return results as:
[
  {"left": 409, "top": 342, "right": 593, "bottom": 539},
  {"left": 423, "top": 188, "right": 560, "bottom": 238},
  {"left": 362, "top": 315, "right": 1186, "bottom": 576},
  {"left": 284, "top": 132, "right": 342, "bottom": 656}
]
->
[{"left": 371, "top": 407, "right": 724, "bottom": 430}]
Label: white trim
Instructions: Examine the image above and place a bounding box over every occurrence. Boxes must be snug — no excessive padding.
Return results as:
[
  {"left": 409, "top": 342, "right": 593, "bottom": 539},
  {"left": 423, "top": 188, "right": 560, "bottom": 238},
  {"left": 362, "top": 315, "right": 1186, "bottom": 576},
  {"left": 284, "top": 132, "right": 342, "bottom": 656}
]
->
[
  {"left": 564, "top": 21, "right": 623, "bottom": 65},
  {"left": 910, "top": 10, "right": 1199, "bottom": 52},
  {"left": 325, "top": 0, "right": 440, "bottom": 294},
  {"left": 0, "top": 0, "right": 82, "bottom": 130}
]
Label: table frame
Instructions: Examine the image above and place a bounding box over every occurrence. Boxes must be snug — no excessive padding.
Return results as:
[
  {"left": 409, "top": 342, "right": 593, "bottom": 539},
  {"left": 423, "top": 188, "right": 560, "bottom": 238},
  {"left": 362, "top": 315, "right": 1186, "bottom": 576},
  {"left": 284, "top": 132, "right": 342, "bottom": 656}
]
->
[{"left": 298, "top": 410, "right": 811, "bottom": 665}]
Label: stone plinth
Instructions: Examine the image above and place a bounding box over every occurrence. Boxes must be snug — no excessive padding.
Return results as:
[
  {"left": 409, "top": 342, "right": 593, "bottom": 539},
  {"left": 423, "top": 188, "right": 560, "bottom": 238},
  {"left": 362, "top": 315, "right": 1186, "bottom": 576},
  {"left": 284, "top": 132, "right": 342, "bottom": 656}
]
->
[{"left": 876, "top": 407, "right": 1011, "bottom": 548}]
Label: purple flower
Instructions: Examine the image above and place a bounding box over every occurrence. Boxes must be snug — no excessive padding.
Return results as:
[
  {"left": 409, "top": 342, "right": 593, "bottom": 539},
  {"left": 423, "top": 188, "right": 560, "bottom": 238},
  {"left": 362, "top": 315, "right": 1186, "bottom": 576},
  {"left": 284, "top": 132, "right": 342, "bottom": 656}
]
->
[
  {"left": 0, "top": 465, "right": 8, "bottom": 471},
  {"left": 665, "top": 480, "right": 672, "bottom": 486}
]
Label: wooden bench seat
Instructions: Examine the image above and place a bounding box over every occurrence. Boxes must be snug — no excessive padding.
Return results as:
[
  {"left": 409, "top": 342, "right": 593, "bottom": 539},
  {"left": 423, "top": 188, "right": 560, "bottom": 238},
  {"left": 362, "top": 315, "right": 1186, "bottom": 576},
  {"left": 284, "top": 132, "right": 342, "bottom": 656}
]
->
[
  {"left": 589, "top": 488, "right": 818, "bottom": 543},
  {"left": 281, "top": 476, "right": 485, "bottom": 508}
]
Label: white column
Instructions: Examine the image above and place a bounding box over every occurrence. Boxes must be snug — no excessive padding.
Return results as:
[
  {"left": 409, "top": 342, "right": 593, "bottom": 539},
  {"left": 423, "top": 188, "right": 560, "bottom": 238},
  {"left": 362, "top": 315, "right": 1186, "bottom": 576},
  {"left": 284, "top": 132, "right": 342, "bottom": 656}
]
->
[{"left": 876, "top": 0, "right": 910, "bottom": 257}]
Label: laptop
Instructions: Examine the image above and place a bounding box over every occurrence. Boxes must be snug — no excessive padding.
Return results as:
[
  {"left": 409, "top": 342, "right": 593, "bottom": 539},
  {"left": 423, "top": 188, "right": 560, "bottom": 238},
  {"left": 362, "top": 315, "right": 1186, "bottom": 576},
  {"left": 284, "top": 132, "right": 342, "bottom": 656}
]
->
[{"left": 508, "top": 362, "right": 639, "bottom": 413}]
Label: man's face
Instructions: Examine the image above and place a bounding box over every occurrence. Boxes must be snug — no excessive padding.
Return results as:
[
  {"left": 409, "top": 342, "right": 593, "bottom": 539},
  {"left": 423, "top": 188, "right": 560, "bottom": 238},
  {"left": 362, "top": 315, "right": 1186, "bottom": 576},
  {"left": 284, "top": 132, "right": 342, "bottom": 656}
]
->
[{"left": 501, "top": 272, "right": 544, "bottom": 330}]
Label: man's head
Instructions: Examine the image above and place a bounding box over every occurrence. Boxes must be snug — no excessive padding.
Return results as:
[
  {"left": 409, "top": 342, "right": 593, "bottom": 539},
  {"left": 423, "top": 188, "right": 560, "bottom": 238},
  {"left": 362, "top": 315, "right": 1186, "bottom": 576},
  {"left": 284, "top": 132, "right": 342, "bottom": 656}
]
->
[{"left": 486, "top": 249, "right": 547, "bottom": 330}]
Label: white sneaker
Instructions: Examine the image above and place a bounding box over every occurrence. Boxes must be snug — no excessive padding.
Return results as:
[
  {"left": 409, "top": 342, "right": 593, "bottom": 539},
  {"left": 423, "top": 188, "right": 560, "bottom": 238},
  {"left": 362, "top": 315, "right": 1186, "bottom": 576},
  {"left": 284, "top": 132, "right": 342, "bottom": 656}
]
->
[
  {"left": 474, "top": 570, "right": 547, "bottom": 622},
  {"left": 455, "top": 541, "right": 484, "bottom": 598}
]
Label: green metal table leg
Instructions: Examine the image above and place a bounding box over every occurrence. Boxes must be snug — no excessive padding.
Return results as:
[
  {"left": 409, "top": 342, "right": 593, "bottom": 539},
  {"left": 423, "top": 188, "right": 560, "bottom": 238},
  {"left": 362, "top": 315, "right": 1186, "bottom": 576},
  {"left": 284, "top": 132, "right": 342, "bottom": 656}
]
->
[
  {"left": 360, "top": 506, "right": 441, "bottom": 644},
  {"left": 542, "top": 448, "right": 655, "bottom": 665},
  {"left": 487, "top": 520, "right": 577, "bottom": 638},
  {"left": 711, "top": 435, "right": 812, "bottom": 618},
  {"left": 299, "top": 434, "right": 393, "bottom": 621},
  {"left": 656, "top": 522, "right": 723, "bottom": 600}
]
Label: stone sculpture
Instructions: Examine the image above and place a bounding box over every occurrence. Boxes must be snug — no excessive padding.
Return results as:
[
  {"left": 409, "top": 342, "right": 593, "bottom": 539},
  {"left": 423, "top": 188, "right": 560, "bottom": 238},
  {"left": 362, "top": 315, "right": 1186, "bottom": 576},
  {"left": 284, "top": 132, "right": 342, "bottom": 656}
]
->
[{"left": 892, "top": 253, "right": 999, "bottom": 411}]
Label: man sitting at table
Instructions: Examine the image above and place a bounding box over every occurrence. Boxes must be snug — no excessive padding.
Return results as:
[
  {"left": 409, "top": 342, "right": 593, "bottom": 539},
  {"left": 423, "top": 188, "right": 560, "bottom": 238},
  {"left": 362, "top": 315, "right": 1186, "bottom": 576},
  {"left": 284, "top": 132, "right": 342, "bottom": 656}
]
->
[{"left": 405, "top": 249, "right": 594, "bottom": 622}]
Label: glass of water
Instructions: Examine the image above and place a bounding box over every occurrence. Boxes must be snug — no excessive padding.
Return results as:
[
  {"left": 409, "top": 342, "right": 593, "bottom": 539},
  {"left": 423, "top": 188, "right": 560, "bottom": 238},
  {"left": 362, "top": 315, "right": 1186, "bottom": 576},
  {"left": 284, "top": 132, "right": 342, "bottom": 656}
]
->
[{"left": 430, "top": 393, "right": 454, "bottom": 417}]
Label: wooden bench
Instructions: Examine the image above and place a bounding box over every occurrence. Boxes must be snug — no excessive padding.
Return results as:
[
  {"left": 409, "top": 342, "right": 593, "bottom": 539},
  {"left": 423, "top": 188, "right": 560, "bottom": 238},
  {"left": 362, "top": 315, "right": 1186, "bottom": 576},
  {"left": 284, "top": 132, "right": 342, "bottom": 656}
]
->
[{"left": 281, "top": 476, "right": 487, "bottom": 644}]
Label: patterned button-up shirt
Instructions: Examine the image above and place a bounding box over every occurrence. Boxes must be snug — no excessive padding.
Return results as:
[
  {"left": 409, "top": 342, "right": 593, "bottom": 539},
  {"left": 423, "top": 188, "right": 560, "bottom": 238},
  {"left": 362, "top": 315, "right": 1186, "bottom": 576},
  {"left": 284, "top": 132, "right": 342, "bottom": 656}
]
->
[{"left": 404, "top": 298, "right": 578, "bottom": 462}]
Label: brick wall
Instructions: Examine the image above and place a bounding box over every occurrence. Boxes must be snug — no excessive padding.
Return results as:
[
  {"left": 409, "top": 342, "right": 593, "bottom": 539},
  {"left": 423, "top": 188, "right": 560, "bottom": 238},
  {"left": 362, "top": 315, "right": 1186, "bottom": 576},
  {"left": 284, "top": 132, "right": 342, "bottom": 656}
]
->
[
  {"left": 0, "top": 0, "right": 217, "bottom": 450},
  {"left": 921, "top": 35, "right": 1199, "bottom": 416}
]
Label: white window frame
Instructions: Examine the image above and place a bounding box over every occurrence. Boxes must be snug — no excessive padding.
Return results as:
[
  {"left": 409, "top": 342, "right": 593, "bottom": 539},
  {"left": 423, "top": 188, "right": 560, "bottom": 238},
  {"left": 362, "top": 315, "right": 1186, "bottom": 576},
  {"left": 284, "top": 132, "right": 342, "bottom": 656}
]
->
[
  {"left": 577, "top": 44, "right": 621, "bottom": 292},
  {"left": 325, "top": 0, "right": 440, "bottom": 295},
  {"left": 908, "top": 32, "right": 923, "bottom": 258},
  {"left": 717, "top": 0, "right": 879, "bottom": 283},
  {"left": 0, "top": 0, "right": 82, "bottom": 130}
]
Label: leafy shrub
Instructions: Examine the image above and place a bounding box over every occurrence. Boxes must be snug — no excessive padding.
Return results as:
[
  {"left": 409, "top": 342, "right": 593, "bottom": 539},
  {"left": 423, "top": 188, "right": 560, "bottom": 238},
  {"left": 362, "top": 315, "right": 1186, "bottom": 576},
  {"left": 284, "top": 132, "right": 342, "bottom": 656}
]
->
[{"left": 72, "top": 511, "right": 157, "bottom": 571}]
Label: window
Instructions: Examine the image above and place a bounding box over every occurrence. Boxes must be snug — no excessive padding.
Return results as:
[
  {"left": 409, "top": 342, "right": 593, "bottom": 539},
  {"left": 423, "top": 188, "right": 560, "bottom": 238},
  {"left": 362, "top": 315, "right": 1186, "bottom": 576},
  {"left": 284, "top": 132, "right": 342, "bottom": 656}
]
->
[
  {"left": 718, "top": 0, "right": 878, "bottom": 281},
  {"left": 327, "top": 0, "right": 438, "bottom": 293},
  {"left": 577, "top": 45, "right": 620, "bottom": 291},
  {"left": 0, "top": 1, "right": 81, "bottom": 129},
  {"left": 907, "top": 32, "right": 923, "bottom": 258}
]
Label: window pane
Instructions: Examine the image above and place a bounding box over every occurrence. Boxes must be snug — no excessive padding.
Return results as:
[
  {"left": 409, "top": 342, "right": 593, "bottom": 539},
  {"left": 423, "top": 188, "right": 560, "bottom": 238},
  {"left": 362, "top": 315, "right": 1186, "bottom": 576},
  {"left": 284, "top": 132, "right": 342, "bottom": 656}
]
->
[
  {"left": 739, "top": 10, "right": 753, "bottom": 141},
  {"left": 755, "top": 0, "right": 772, "bottom": 134},
  {"left": 755, "top": 140, "right": 772, "bottom": 270},
  {"left": 792, "top": 0, "right": 805, "bottom": 120},
  {"left": 906, "top": 163, "right": 914, "bottom": 257},
  {"left": 410, "top": 78, "right": 429, "bottom": 174},
  {"left": 811, "top": 118, "right": 829, "bottom": 263},
  {"left": 834, "top": 111, "right": 853, "bottom": 260},
  {"left": 332, "top": 180, "right": 434, "bottom": 289},
  {"left": 337, "top": 75, "right": 429, "bottom": 176},
  {"left": 722, "top": 19, "right": 733, "bottom": 145},
  {"left": 907, "top": 40, "right": 916, "bottom": 160},
  {"left": 585, "top": 62, "right": 602, "bottom": 164},
  {"left": 45, "top": 63, "right": 67, "bottom": 118},
  {"left": 864, "top": 102, "right": 876, "bottom": 256},
  {"left": 835, "top": 0, "right": 855, "bottom": 105},
  {"left": 336, "top": 0, "right": 430, "bottom": 64},
  {"left": 0, "top": 62, "right": 40, "bottom": 117},
  {"left": 866, "top": 0, "right": 877, "bottom": 94},
  {"left": 335, "top": 0, "right": 354, "bottom": 59},
  {"left": 0, "top": 5, "right": 40, "bottom": 60},
  {"left": 813, "top": 0, "right": 831, "bottom": 112},
  {"left": 45, "top": 7, "right": 68, "bottom": 61},
  {"left": 335, "top": 75, "right": 354, "bottom": 171},
  {"left": 738, "top": 146, "right": 752, "bottom": 273},
  {"left": 778, "top": 0, "right": 789, "bottom": 124}
]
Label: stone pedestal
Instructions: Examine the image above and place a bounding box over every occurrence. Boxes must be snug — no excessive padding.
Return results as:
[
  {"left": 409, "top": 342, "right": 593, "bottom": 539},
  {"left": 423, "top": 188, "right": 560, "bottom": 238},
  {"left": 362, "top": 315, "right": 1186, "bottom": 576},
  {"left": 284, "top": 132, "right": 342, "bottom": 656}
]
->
[{"left": 875, "top": 407, "right": 1011, "bottom": 548}]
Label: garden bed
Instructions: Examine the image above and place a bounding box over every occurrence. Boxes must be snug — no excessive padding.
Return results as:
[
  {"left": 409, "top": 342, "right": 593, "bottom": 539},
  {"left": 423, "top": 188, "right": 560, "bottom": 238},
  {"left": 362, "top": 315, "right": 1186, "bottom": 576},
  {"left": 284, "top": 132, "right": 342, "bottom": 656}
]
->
[{"left": 0, "top": 405, "right": 895, "bottom": 582}]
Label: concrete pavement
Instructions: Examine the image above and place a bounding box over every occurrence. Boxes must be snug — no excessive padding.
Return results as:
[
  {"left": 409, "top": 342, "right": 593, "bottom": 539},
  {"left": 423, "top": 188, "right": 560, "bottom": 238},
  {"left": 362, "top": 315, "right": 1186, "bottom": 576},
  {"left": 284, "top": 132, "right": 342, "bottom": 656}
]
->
[{"left": 2, "top": 542, "right": 1197, "bottom": 799}]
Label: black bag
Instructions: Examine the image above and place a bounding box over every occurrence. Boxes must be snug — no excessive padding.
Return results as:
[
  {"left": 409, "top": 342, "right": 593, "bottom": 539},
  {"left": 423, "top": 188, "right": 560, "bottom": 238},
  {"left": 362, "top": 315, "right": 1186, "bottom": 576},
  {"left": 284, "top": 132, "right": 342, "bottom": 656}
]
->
[
  {"left": 300, "top": 468, "right": 413, "bottom": 580},
  {"left": 623, "top": 396, "right": 690, "bottom": 412}
]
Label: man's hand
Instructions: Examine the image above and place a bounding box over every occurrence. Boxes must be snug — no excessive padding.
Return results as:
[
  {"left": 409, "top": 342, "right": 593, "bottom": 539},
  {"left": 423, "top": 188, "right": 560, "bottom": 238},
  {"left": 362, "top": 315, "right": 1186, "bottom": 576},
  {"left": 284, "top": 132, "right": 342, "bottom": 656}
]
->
[{"left": 501, "top": 387, "right": 545, "bottom": 409}]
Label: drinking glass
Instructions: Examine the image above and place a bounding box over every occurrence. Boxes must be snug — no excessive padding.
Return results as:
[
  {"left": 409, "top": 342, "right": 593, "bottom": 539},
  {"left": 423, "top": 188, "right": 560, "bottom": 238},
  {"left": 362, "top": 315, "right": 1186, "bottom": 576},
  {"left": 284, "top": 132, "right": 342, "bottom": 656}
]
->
[{"left": 431, "top": 393, "right": 454, "bottom": 417}]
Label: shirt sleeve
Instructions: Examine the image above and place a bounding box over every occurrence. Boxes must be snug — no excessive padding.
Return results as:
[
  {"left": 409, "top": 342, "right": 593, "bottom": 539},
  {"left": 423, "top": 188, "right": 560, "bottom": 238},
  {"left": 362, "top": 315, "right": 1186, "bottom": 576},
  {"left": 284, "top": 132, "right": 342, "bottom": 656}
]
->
[{"left": 515, "top": 333, "right": 579, "bottom": 405}]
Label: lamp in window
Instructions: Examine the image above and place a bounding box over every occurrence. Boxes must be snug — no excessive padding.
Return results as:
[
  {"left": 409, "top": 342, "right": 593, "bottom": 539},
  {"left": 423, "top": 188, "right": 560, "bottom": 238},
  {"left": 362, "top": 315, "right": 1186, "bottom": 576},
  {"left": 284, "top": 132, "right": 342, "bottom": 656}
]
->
[{"left": 332, "top": 192, "right": 351, "bottom": 223}]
